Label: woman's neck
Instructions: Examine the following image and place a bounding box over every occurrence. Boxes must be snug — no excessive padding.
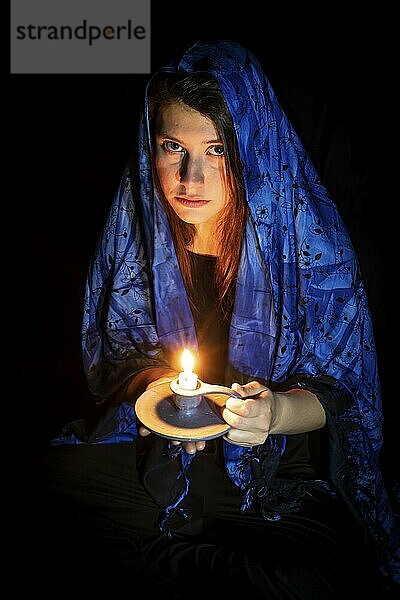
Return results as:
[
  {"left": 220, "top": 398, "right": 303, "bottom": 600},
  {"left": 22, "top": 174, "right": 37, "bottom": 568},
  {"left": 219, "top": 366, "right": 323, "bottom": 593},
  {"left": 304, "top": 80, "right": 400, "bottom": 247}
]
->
[{"left": 191, "top": 222, "right": 219, "bottom": 256}]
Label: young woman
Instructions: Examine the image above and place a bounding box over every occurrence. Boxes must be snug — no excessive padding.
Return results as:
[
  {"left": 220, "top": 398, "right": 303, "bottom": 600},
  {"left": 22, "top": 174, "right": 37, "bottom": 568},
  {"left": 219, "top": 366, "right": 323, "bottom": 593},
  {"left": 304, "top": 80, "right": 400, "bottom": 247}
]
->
[{"left": 30, "top": 40, "right": 399, "bottom": 597}]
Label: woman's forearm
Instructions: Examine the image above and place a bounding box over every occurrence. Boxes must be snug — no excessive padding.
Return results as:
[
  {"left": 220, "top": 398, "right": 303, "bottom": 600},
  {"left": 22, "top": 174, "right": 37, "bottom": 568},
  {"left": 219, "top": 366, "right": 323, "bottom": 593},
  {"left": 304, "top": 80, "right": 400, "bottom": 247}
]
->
[
  {"left": 114, "top": 367, "right": 178, "bottom": 403},
  {"left": 269, "top": 388, "right": 326, "bottom": 435}
]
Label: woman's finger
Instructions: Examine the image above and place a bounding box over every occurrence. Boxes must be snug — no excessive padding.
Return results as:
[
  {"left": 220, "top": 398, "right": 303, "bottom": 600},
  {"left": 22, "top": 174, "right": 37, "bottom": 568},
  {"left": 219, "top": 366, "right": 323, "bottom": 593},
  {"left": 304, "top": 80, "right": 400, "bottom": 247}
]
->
[
  {"left": 183, "top": 441, "right": 197, "bottom": 454},
  {"left": 223, "top": 429, "right": 258, "bottom": 446},
  {"left": 138, "top": 426, "right": 151, "bottom": 436},
  {"left": 171, "top": 440, "right": 206, "bottom": 452},
  {"left": 225, "top": 398, "right": 261, "bottom": 418}
]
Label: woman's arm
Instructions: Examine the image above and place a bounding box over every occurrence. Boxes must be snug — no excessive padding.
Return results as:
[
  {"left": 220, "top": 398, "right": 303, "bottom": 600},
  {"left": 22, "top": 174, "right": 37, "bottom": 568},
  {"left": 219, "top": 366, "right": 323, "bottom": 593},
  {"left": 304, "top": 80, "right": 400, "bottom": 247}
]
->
[
  {"left": 222, "top": 381, "right": 326, "bottom": 447},
  {"left": 269, "top": 387, "right": 326, "bottom": 435},
  {"left": 112, "top": 367, "right": 178, "bottom": 404},
  {"left": 128, "top": 367, "right": 178, "bottom": 397}
]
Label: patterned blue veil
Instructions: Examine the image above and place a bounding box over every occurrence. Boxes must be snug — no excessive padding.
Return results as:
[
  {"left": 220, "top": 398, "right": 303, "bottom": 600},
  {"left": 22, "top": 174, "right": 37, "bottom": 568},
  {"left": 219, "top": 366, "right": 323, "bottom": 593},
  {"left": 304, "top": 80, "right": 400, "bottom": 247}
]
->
[
  {"left": 84, "top": 40, "right": 380, "bottom": 437},
  {"left": 79, "top": 40, "right": 399, "bottom": 584}
]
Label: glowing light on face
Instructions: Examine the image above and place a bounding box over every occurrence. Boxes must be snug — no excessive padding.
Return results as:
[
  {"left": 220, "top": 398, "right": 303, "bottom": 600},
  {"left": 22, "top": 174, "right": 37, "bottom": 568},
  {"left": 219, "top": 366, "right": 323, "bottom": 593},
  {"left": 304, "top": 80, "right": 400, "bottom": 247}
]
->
[{"left": 154, "top": 103, "right": 228, "bottom": 233}]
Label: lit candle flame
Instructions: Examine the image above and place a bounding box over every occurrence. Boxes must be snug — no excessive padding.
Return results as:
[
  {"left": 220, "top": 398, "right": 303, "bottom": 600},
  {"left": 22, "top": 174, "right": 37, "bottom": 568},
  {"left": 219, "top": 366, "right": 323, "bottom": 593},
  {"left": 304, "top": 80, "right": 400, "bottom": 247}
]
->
[
  {"left": 178, "top": 349, "right": 198, "bottom": 391},
  {"left": 181, "top": 349, "right": 194, "bottom": 373}
]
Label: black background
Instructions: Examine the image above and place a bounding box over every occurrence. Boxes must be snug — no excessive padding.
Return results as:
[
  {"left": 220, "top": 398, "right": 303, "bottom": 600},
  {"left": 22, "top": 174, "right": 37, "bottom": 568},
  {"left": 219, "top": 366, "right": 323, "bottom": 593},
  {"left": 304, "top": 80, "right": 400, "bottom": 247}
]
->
[{"left": 10, "top": 7, "right": 395, "bottom": 485}]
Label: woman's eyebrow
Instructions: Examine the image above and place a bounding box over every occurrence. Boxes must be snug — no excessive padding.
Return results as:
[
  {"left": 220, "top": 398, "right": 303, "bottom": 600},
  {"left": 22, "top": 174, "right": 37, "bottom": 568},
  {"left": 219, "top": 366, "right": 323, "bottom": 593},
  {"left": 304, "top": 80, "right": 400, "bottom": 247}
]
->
[
  {"left": 156, "top": 132, "right": 222, "bottom": 145},
  {"left": 156, "top": 132, "right": 181, "bottom": 141}
]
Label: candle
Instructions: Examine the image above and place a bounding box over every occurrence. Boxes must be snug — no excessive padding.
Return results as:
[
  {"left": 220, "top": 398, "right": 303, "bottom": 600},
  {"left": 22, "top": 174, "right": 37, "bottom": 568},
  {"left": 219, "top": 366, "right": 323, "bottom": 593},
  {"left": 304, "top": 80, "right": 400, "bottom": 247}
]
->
[{"left": 178, "top": 349, "right": 198, "bottom": 390}]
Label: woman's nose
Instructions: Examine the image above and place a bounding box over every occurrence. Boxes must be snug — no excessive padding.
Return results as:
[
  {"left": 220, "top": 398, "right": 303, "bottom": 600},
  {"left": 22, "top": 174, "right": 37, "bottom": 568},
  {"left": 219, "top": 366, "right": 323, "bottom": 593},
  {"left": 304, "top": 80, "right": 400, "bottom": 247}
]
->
[{"left": 179, "top": 155, "right": 204, "bottom": 185}]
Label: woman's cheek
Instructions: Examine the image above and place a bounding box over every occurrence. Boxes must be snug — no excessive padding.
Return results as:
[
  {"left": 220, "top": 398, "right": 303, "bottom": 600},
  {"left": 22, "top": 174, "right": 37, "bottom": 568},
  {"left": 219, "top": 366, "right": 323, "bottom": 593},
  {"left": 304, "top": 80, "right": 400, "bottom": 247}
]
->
[{"left": 156, "top": 160, "right": 178, "bottom": 191}]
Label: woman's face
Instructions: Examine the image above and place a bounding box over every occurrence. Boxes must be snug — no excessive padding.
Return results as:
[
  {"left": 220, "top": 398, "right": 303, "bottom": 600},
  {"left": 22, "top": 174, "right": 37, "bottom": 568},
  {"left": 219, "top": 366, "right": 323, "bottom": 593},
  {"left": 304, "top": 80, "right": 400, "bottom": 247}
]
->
[{"left": 154, "top": 102, "right": 228, "bottom": 230}]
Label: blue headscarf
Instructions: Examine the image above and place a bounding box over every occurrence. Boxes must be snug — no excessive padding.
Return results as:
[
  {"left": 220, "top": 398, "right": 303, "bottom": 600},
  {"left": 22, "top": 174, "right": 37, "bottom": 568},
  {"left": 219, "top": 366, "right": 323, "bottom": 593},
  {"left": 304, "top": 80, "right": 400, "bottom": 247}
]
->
[
  {"left": 76, "top": 40, "right": 398, "bottom": 585},
  {"left": 84, "top": 40, "right": 380, "bottom": 438}
]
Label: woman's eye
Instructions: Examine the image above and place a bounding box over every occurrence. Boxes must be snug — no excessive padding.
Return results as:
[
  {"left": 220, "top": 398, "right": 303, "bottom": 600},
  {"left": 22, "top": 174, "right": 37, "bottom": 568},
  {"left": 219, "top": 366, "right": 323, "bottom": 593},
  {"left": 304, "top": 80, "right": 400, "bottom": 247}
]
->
[
  {"left": 163, "top": 141, "right": 184, "bottom": 153},
  {"left": 208, "top": 145, "right": 224, "bottom": 156}
]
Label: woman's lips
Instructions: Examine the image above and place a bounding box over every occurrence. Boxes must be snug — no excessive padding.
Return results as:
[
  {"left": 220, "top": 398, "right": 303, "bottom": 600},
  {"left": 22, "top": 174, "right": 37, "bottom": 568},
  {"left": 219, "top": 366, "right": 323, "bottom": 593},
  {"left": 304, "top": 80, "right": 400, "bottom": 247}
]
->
[{"left": 175, "top": 196, "right": 209, "bottom": 207}]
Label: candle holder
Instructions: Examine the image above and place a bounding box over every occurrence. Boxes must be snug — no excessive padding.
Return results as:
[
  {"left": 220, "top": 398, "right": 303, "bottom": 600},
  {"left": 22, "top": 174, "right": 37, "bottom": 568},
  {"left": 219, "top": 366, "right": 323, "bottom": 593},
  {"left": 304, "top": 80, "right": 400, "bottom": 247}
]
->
[
  {"left": 169, "top": 378, "right": 270, "bottom": 413},
  {"left": 135, "top": 379, "right": 268, "bottom": 442},
  {"left": 170, "top": 378, "right": 203, "bottom": 411}
]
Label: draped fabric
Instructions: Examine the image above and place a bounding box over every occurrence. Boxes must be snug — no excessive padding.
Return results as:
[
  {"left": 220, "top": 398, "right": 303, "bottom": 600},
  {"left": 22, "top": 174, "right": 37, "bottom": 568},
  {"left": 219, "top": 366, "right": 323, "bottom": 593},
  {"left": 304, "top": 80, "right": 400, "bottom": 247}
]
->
[{"left": 75, "top": 40, "right": 399, "bottom": 585}]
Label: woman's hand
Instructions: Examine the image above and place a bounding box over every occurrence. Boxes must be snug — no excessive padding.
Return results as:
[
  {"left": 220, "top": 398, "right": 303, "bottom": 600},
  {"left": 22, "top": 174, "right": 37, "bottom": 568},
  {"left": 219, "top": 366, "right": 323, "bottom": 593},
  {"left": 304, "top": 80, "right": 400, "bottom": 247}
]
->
[
  {"left": 222, "top": 381, "right": 276, "bottom": 447},
  {"left": 138, "top": 425, "right": 206, "bottom": 454},
  {"left": 138, "top": 375, "right": 207, "bottom": 454}
]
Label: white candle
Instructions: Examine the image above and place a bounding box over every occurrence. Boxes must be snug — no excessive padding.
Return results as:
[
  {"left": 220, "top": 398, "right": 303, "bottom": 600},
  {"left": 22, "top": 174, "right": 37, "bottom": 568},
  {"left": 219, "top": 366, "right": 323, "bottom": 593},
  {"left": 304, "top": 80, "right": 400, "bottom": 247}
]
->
[{"left": 178, "top": 349, "right": 198, "bottom": 390}]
